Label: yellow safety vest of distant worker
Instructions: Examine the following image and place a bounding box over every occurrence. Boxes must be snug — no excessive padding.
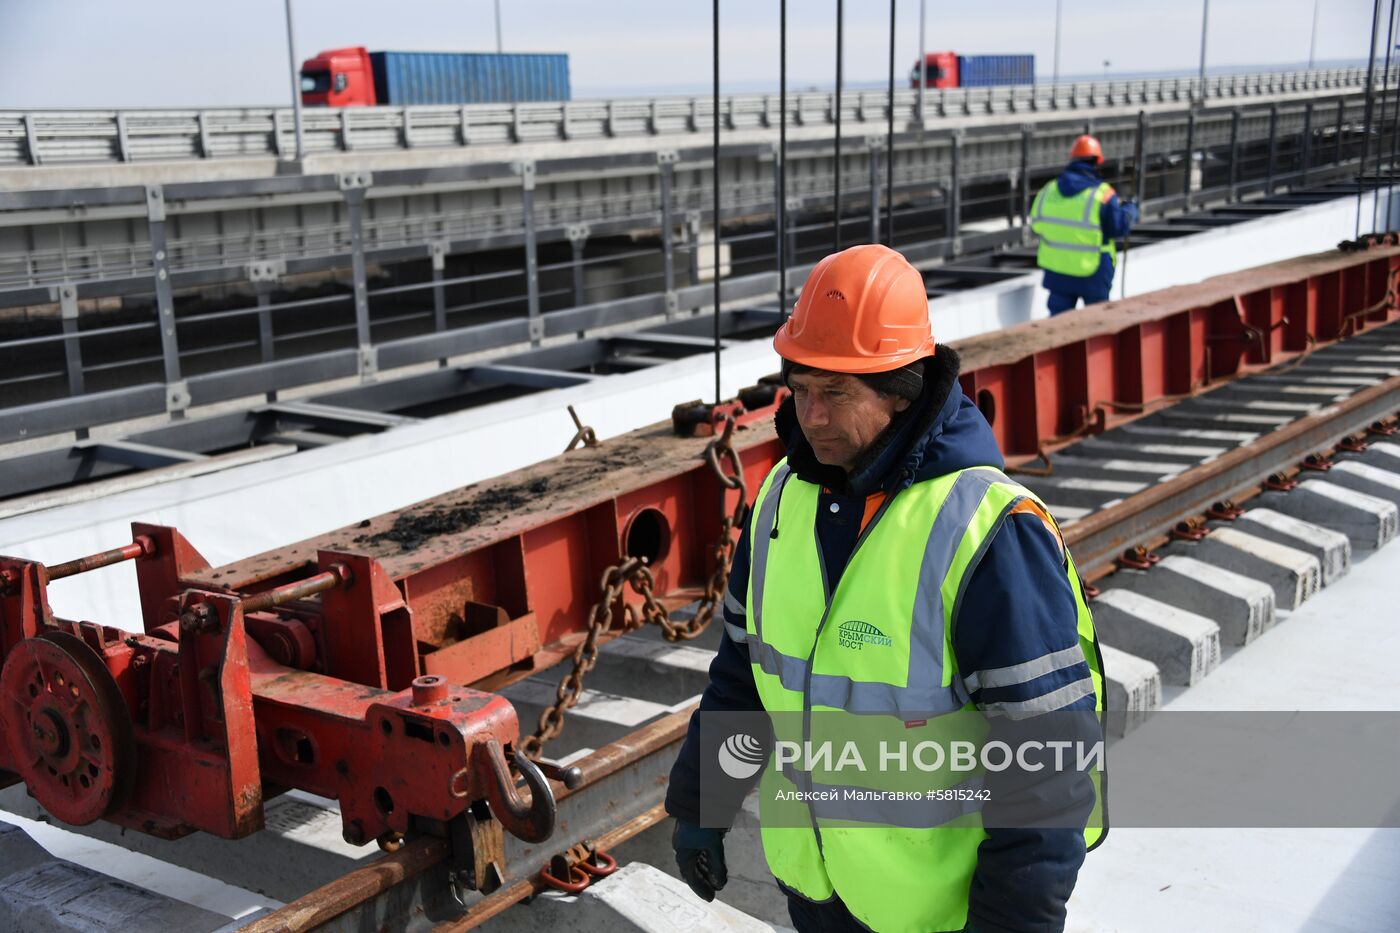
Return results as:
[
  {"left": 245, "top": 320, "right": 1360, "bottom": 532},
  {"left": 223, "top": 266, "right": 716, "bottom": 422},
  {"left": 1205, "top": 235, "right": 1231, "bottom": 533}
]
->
[{"left": 1031, "top": 135, "right": 1139, "bottom": 316}]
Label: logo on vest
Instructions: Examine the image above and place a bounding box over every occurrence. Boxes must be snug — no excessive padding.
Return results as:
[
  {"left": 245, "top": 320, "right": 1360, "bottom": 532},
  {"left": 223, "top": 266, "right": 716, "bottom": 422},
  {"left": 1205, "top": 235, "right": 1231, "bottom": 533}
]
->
[
  {"left": 837, "top": 620, "right": 892, "bottom": 650},
  {"left": 717, "top": 733, "right": 766, "bottom": 779}
]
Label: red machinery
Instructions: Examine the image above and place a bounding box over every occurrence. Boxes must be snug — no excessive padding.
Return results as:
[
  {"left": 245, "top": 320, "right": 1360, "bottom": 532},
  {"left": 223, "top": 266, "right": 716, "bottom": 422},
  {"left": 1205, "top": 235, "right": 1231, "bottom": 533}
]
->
[
  {"left": 0, "top": 242, "right": 1395, "bottom": 899},
  {"left": 0, "top": 383, "right": 784, "bottom": 892}
]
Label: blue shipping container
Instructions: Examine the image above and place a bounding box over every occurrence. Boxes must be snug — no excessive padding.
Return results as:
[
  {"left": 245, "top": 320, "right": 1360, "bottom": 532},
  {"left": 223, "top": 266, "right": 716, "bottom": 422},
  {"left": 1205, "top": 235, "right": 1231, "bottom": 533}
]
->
[
  {"left": 369, "top": 51, "right": 571, "bottom": 105},
  {"left": 957, "top": 54, "right": 1035, "bottom": 88}
]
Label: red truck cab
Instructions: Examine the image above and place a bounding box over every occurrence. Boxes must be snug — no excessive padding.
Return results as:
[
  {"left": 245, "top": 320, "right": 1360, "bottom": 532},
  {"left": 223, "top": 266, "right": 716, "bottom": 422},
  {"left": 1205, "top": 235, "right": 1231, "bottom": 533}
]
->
[
  {"left": 909, "top": 51, "right": 959, "bottom": 89},
  {"left": 301, "top": 46, "right": 376, "bottom": 107}
]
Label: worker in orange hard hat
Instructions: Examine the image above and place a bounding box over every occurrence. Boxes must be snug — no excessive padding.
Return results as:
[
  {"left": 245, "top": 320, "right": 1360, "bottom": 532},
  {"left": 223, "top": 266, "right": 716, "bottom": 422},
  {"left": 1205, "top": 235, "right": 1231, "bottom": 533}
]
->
[
  {"left": 667, "top": 244, "right": 1105, "bottom": 932},
  {"left": 1031, "top": 134, "right": 1139, "bottom": 315}
]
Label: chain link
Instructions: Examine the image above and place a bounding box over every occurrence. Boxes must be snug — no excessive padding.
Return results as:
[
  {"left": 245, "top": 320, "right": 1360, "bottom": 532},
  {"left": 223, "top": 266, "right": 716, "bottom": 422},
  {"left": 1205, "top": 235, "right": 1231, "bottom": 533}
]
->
[{"left": 522, "top": 416, "right": 749, "bottom": 757}]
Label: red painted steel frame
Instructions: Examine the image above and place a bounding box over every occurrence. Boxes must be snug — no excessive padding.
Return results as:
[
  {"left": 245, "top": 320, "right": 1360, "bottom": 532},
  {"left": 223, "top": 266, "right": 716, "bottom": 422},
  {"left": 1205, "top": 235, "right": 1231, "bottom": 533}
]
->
[
  {"left": 956, "top": 246, "right": 1400, "bottom": 459},
  {"left": 0, "top": 243, "right": 1395, "bottom": 848}
]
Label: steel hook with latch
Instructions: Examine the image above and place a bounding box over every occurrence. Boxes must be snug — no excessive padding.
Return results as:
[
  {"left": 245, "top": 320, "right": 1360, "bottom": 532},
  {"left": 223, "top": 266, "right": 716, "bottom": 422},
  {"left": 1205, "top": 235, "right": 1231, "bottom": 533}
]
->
[{"left": 472, "top": 739, "right": 557, "bottom": 843}]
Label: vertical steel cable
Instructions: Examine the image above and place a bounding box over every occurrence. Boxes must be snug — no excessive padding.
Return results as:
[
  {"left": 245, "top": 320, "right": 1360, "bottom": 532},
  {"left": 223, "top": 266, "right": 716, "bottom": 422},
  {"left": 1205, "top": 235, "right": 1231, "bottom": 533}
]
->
[
  {"left": 1358, "top": 0, "right": 1383, "bottom": 238},
  {"left": 834, "top": 0, "right": 844, "bottom": 252},
  {"left": 1390, "top": 4, "right": 1400, "bottom": 225},
  {"left": 713, "top": 0, "right": 722, "bottom": 404},
  {"left": 886, "top": 0, "right": 897, "bottom": 246},
  {"left": 779, "top": 0, "right": 788, "bottom": 318},
  {"left": 1391, "top": 6, "right": 1400, "bottom": 188},
  {"left": 1374, "top": 0, "right": 1398, "bottom": 234}
]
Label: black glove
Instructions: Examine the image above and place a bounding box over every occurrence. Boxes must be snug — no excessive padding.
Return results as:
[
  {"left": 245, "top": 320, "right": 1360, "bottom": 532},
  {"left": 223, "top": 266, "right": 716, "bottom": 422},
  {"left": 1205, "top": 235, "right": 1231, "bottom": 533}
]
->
[{"left": 672, "top": 819, "right": 727, "bottom": 902}]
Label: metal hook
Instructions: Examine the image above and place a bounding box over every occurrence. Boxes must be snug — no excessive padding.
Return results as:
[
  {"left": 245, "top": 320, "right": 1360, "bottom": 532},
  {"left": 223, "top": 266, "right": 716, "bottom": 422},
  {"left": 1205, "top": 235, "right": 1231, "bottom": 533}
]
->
[{"left": 473, "top": 739, "right": 557, "bottom": 843}]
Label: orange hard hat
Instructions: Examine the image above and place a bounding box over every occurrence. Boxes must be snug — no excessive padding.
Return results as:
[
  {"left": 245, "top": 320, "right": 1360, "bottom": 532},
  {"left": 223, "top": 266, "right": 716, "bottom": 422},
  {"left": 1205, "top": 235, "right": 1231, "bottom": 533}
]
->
[
  {"left": 1070, "top": 134, "right": 1104, "bottom": 164},
  {"left": 773, "top": 244, "right": 935, "bottom": 374}
]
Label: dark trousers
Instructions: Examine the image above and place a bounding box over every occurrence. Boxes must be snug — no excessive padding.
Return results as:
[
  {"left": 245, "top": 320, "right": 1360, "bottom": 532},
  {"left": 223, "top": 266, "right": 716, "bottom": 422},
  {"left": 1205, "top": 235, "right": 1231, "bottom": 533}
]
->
[
  {"left": 1047, "top": 283, "right": 1112, "bottom": 316},
  {"left": 784, "top": 889, "right": 869, "bottom": 932},
  {"left": 783, "top": 887, "right": 970, "bottom": 933}
]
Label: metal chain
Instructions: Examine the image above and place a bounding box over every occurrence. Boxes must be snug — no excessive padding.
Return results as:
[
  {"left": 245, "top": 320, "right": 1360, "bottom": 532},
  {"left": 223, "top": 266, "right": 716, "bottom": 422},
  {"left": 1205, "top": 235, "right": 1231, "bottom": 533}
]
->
[
  {"left": 519, "top": 557, "right": 643, "bottom": 759},
  {"left": 522, "top": 417, "right": 748, "bottom": 756}
]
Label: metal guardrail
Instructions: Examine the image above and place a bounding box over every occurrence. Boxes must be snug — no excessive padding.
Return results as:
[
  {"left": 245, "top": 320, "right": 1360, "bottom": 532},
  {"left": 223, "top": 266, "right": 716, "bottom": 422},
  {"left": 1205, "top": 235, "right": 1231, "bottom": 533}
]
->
[
  {"left": 0, "top": 67, "right": 1389, "bottom": 167},
  {"left": 0, "top": 93, "right": 1381, "bottom": 293}
]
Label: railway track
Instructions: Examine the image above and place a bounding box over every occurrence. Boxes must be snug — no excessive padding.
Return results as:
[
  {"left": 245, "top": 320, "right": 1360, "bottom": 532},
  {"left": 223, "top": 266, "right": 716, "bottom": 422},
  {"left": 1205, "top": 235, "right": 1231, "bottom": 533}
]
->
[{"left": 1, "top": 241, "right": 1398, "bottom": 932}]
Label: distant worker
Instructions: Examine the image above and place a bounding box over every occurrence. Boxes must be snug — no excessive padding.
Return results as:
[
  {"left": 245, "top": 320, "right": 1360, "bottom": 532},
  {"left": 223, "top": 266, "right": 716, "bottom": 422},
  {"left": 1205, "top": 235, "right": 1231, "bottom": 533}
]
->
[
  {"left": 666, "top": 244, "right": 1105, "bottom": 933},
  {"left": 1031, "top": 135, "right": 1138, "bottom": 315}
]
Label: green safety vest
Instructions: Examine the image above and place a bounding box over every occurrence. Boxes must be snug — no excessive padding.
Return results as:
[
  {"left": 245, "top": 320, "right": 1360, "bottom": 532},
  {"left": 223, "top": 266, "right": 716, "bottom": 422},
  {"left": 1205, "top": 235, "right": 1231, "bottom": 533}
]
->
[
  {"left": 1031, "top": 181, "right": 1117, "bottom": 278},
  {"left": 735, "top": 462, "right": 1105, "bottom": 933}
]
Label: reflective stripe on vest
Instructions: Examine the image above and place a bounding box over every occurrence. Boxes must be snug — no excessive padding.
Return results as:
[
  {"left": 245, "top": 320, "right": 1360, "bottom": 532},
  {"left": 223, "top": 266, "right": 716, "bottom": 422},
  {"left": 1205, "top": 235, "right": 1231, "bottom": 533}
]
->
[
  {"left": 743, "top": 460, "right": 1105, "bottom": 933},
  {"left": 1031, "top": 181, "right": 1117, "bottom": 278},
  {"left": 748, "top": 468, "right": 1021, "bottom": 717}
]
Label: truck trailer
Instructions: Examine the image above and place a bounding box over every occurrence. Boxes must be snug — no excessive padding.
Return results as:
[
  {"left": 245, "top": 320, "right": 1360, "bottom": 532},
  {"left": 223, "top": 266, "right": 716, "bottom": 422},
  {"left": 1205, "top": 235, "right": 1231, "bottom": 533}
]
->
[
  {"left": 300, "top": 47, "right": 571, "bottom": 107},
  {"left": 909, "top": 51, "right": 1035, "bottom": 89}
]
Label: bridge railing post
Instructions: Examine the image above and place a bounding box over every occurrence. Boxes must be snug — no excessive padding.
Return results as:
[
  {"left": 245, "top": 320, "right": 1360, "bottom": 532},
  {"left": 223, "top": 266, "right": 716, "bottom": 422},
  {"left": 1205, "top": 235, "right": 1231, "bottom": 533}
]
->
[
  {"left": 144, "top": 185, "right": 187, "bottom": 418},
  {"left": 867, "top": 138, "right": 881, "bottom": 245},
  {"left": 1183, "top": 109, "right": 1196, "bottom": 206},
  {"left": 1019, "top": 125, "right": 1032, "bottom": 244},
  {"left": 516, "top": 161, "right": 542, "bottom": 346},
  {"left": 58, "top": 283, "right": 84, "bottom": 399},
  {"left": 658, "top": 152, "right": 678, "bottom": 314},
  {"left": 1335, "top": 98, "right": 1346, "bottom": 169},
  {"left": 339, "top": 172, "right": 376, "bottom": 380},
  {"left": 947, "top": 131, "right": 963, "bottom": 256},
  {"left": 1265, "top": 104, "right": 1278, "bottom": 193},
  {"left": 429, "top": 241, "right": 448, "bottom": 365},
  {"left": 1301, "top": 100, "right": 1314, "bottom": 184}
]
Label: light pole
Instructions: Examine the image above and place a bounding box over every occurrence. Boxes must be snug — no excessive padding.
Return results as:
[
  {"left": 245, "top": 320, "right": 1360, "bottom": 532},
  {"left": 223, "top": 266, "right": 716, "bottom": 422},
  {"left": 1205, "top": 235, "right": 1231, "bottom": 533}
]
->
[
  {"left": 283, "top": 0, "right": 304, "bottom": 165},
  {"left": 494, "top": 0, "right": 503, "bottom": 53},
  {"left": 1308, "top": 0, "right": 1319, "bottom": 68},
  {"left": 918, "top": 0, "right": 927, "bottom": 124},
  {"left": 1053, "top": 0, "right": 1063, "bottom": 86},
  {"left": 1197, "top": 0, "right": 1210, "bottom": 104}
]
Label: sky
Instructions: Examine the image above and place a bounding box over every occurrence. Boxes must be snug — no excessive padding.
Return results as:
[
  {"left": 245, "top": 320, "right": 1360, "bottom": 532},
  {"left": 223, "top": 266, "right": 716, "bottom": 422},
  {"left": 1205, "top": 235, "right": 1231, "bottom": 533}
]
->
[{"left": 0, "top": 0, "right": 1383, "bottom": 108}]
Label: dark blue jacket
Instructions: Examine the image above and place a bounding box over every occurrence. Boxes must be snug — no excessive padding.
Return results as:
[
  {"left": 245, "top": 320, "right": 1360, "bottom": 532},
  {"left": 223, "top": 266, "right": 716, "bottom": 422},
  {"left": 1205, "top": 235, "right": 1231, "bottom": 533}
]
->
[
  {"left": 665, "top": 347, "right": 1097, "bottom": 933},
  {"left": 1040, "top": 158, "right": 1138, "bottom": 300}
]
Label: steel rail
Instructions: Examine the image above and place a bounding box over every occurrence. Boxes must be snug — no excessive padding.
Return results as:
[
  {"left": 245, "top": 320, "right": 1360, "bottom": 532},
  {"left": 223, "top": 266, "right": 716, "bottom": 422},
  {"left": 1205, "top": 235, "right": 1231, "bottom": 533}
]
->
[
  {"left": 241, "top": 706, "right": 694, "bottom": 933},
  {"left": 1064, "top": 369, "right": 1400, "bottom": 574}
]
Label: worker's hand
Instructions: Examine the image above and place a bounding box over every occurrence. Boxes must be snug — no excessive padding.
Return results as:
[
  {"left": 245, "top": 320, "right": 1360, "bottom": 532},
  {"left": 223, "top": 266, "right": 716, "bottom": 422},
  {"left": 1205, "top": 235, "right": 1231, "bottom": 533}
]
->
[
  {"left": 672, "top": 820, "right": 728, "bottom": 902},
  {"left": 1123, "top": 199, "right": 1140, "bottom": 224}
]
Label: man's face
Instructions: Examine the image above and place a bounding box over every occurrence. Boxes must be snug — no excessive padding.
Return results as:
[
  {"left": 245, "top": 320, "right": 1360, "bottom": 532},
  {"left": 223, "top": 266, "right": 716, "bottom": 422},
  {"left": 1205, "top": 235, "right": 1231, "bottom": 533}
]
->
[{"left": 788, "top": 369, "right": 911, "bottom": 471}]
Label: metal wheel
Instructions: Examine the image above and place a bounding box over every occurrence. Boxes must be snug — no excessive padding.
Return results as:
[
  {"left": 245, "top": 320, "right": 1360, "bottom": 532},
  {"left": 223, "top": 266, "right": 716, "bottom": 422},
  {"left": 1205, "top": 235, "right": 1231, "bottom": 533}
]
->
[{"left": 0, "top": 630, "right": 135, "bottom": 825}]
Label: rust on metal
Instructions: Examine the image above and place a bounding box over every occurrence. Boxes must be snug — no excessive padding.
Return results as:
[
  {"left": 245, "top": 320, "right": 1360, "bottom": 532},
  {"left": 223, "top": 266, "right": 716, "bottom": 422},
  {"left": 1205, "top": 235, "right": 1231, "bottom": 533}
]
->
[
  {"left": 238, "top": 836, "right": 449, "bottom": 933},
  {"left": 239, "top": 563, "right": 351, "bottom": 615},
  {"left": 45, "top": 536, "right": 156, "bottom": 582},
  {"left": 438, "top": 803, "right": 670, "bottom": 933}
]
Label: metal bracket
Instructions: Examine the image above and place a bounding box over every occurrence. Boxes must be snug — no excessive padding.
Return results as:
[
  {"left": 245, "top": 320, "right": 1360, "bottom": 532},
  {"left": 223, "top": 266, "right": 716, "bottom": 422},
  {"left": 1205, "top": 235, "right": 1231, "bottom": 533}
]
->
[
  {"left": 664, "top": 291, "right": 680, "bottom": 318},
  {"left": 565, "top": 223, "right": 591, "bottom": 245},
  {"left": 446, "top": 802, "right": 505, "bottom": 900},
  {"left": 166, "top": 380, "right": 191, "bottom": 413},
  {"left": 144, "top": 186, "right": 166, "bottom": 222},
  {"left": 246, "top": 260, "right": 286, "bottom": 283},
  {"left": 429, "top": 241, "right": 448, "bottom": 272},
  {"left": 527, "top": 319, "right": 545, "bottom": 343},
  {"left": 358, "top": 344, "right": 379, "bottom": 378},
  {"left": 865, "top": 136, "right": 883, "bottom": 151},
  {"left": 513, "top": 161, "right": 536, "bottom": 191},
  {"left": 656, "top": 149, "right": 679, "bottom": 165},
  {"left": 57, "top": 284, "right": 79, "bottom": 320},
  {"left": 338, "top": 172, "right": 372, "bottom": 191}
]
